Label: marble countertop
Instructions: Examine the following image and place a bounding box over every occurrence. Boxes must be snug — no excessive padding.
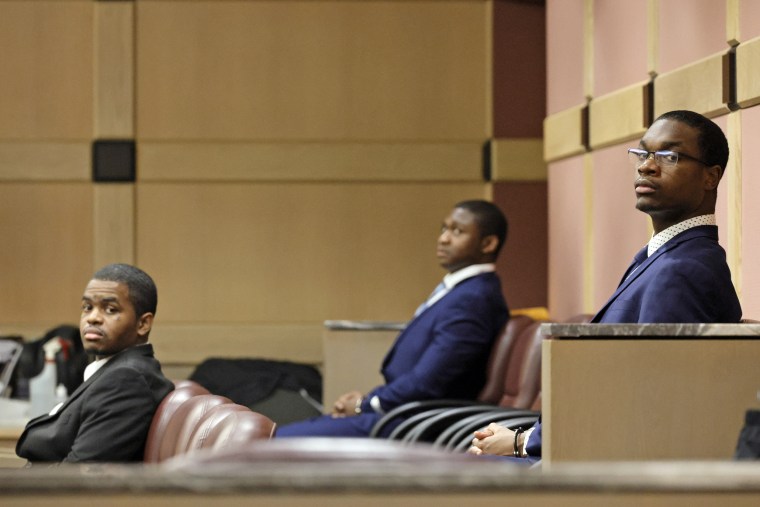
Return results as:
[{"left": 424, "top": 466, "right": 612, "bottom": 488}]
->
[
  {"left": 541, "top": 322, "right": 760, "bottom": 338},
  {"left": 324, "top": 320, "right": 407, "bottom": 331}
]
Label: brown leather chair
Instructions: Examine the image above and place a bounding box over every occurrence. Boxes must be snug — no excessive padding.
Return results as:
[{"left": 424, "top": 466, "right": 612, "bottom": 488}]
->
[
  {"left": 190, "top": 405, "right": 278, "bottom": 452},
  {"left": 144, "top": 380, "right": 210, "bottom": 462}
]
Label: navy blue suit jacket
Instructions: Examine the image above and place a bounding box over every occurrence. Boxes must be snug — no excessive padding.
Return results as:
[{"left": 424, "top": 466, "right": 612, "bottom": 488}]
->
[
  {"left": 528, "top": 226, "right": 741, "bottom": 456},
  {"left": 16, "top": 344, "right": 174, "bottom": 464},
  {"left": 277, "top": 271, "right": 508, "bottom": 437}
]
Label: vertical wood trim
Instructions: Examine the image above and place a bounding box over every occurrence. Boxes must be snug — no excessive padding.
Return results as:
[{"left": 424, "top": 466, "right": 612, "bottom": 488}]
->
[
  {"left": 583, "top": 153, "right": 594, "bottom": 314},
  {"left": 94, "top": 1, "right": 134, "bottom": 138},
  {"left": 647, "top": 0, "right": 658, "bottom": 76},
  {"left": 485, "top": 0, "right": 494, "bottom": 138},
  {"left": 584, "top": 0, "right": 594, "bottom": 100},
  {"left": 93, "top": 184, "right": 135, "bottom": 269},
  {"left": 727, "top": 111, "right": 742, "bottom": 298},
  {"left": 727, "top": 0, "right": 740, "bottom": 46}
]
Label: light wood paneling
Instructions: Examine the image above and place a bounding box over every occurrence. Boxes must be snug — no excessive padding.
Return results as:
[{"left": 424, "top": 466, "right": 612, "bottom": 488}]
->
[
  {"left": 588, "top": 82, "right": 649, "bottom": 150},
  {"left": 490, "top": 139, "right": 545, "bottom": 181},
  {"left": 136, "top": 183, "right": 486, "bottom": 325},
  {"left": 544, "top": 338, "right": 760, "bottom": 462},
  {"left": 726, "top": 111, "right": 742, "bottom": 297},
  {"left": 94, "top": 1, "right": 134, "bottom": 138},
  {"left": 543, "top": 105, "right": 587, "bottom": 162},
  {"left": 736, "top": 36, "right": 760, "bottom": 108},
  {"left": 93, "top": 184, "right": 134, "bottom": 269},
  {"left": 0, "top": 142, "right": 89, "bottom": 181},
  {"left": 0, "top": 183, "right": 93, "bottom": 325},
  {"left": 654, "top": 53, "right": 729, "bottom": 118},
  {"left": 138, "top": 142, "right": 483, "bottom": 182},
  {"left": 0, "top": 1, "right": 92, "bottom": 140},
  {"left": 136, "top": 1, "right": 488, "bottom": 141},
  {"left": 150, "top": 323, "right": 324, "bottom": 367}
]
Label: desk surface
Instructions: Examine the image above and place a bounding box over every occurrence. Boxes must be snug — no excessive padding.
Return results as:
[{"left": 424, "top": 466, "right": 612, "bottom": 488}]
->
[{"left": 542, "top": 322, "right": 760, "bottom": 338}]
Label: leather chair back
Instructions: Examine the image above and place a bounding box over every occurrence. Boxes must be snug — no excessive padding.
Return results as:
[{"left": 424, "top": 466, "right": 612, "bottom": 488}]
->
[{"left": 477, "top": 315, "right": 535, "bottom": 404}]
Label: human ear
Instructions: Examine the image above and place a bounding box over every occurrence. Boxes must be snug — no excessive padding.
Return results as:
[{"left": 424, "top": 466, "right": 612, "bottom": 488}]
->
[
  {"left": 480, "top": 235, "right": 499, "bottom": 255},
  {"left": 136, "top": 313, "right": 154, "bottom": 340},
  {"left": 704, "top": 164, "right": 722, "bottom": 191}
]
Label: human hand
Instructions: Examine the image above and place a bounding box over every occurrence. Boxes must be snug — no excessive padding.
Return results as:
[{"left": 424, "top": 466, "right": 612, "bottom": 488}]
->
[
  {"left": 467, "top": 422, "right": 516, "bottom": 456},
  {"left": 331, "top": 390, "right": 364, "bottom": 417}
]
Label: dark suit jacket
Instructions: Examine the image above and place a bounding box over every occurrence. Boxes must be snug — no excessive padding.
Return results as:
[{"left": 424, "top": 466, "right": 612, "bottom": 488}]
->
[
  {"left": 361, "top": 271, "right": 508, "bottom": 412},
  {"left": 276, "top": 271, "right": 508, "bottom": 438},
  {"left": 528, "top": 226, "right": 741, "bottom": 457},
  {"left": 592, "top": 225, "right": 741, "bottom": 323},
  {"left": 16, "top": 344, "right": 174, "bottom": 464}
]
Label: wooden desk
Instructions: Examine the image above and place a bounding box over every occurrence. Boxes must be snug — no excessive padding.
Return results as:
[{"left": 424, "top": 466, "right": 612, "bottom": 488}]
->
[
  {"left": 322, "top": 321, "right": 404, "bottom": 409},
  {"left": 542, "top": 323, "right": 760, "bottom": 465},
  {"left": 0, "top": 426, "right": 25, "bottom": 468}
]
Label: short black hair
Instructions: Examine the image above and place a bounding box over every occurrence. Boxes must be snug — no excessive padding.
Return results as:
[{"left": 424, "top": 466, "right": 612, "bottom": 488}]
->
[
  {"left": 92, "top": 263, "right": 158, "bottom": 317},
  {"left": 453, "top": 200, "right": 508, "bottom": 257},
  {"left": 655, "top": 110, "right": 729, "bottom": 172}
]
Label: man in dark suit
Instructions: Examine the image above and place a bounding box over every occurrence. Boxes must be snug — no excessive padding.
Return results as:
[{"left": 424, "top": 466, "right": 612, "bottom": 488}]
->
[
  {"left": 470, "top": 110, "right": 742, "bottom": 460},
  {"left": 16, "top": 264, "right": 174, "bottom": 464},
  {"left": 277, "top": 200, "right": 510, "bottom": 438}
]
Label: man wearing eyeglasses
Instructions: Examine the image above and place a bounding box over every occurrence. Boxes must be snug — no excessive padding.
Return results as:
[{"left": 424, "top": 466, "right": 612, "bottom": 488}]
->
[
  {"left": 592, "top": 109, "right": 741, "bottom": 323},
  {"left": 469, "top": 110, "right": 741, "bottom": 461}
]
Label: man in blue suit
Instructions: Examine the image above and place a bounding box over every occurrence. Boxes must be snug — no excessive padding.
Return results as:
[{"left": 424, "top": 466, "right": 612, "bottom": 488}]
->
[
  {"left": 277, "top": 200, "right": 510, "bottom": 438},
  {"left": 469, "top": 110, "right": 742, "bottom": 460}
]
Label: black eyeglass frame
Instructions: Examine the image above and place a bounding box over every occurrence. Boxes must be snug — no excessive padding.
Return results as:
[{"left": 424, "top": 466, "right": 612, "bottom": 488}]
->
[{"left": 627, "top": 148, "right": 711, "bottom": 168}]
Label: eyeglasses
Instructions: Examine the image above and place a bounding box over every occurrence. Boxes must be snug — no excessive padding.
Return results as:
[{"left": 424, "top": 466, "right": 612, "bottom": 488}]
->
[{"left": 627, "top": 148, "right": 710, "bottom": 169}]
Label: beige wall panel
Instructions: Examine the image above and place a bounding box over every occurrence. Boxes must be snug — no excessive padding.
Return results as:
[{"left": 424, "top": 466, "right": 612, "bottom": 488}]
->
[
  {"left": 0, "top": 183, "right": 93, "bottom": 325},
  {"left": 654, "top": 53, "right": 729, "bottom": 118},
  {"left": 0, "top": 142, "right": 89, "bottom": 181},
  {"left": 544, "top": 338, "right": 760, "bottom": 462},
  {"left": 739, "top": 0, "right": 760, "bottom": 42},
  {"left": 136, "top": 1, "right": 488, "bottom": 141},
  {"left": 546, "top": 0, "right": 586, "bottom": 114},
  {"left": 150, "top": 323, "right": 324, "bottom": 367},
  {"left": 736, "top": 36, "right": 760, "bottom": 108},
  {"left": 490, "top": 139, "right": 546, "bottom": 181},
  {"left": 93, "top": 184, "right": 134, "bottom": 268},
  {"left": 740, "top": 106, "right": 760, "bottom": 319},
  {"left": 139, "top": 142, "right": 483, "bottom": 182},
  {"left": 657, "top": 0, "right": 728, "bottom": 74},
  {"left": 136, "top": 183, "right": 486, "bottom": 325},
  {"left": 543, "top": 105, "right": 586, "bottom": 162},
  {"left": 0, "top": 1, "right": 92, "bottom": 140},
  {"left": 94, "top": 2, "right": 134, "bottom": 138},
  {"left": 588, "top": 82, "right": 648, "bottom": 150}
]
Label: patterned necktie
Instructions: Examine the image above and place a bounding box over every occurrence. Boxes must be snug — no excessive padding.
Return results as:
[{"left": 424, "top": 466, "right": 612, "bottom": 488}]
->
[{"left": 413, "top": 281, "right": 447, "bottom": 318}]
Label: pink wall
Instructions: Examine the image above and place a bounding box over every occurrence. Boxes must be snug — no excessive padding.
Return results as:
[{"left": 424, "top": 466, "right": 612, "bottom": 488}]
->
[
  {"left": 741, "top": 106, "right": 760, "bottom": 318},
  {"left": 593, "top": 0, "right": 649, "bottom": 97},
  {"left": 712, "top": 115, "right": 730, "bottom": 252},
  {"left": 658, "top": 0, "right": 728, "bottom": 73},
  {"left": 546, "top": 0, "right": 585, "bottom": 114},
  {"left": 591, "top": 143, "right": 651, "bottom": 310},
  {"left": 740, "top": 0, "right": 760, "bottom": 41},
  {"left": 548, "top": 157, "right": 587, "bottom": 320}
]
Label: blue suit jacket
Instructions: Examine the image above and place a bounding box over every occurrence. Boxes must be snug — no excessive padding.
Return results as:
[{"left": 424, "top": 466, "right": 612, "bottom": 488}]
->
[
  {"left": 277, "top": 271, "right": 508, "bottom": 438},
  {"left": 592, "top": 225, "right": 741, "bottom": 323},
  {"left": 528, "top": 226, "right": 741, "bottom": 456}
]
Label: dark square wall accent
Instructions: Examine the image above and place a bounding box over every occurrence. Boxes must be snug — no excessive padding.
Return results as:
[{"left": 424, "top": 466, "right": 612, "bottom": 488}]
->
[{"left": 92, "top": 140, "right": 136, "bottom": 182}]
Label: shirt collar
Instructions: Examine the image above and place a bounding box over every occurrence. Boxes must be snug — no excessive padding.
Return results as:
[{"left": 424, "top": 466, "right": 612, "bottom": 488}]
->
[
  {"left": 83, "top": 355, "right": 112, "bottom": 382},
  {"left": 647, "top": 214, "right": 716, "bottom": 257},
  {"left": 442, "top": 263, "right": 496, "bottom": 289}
]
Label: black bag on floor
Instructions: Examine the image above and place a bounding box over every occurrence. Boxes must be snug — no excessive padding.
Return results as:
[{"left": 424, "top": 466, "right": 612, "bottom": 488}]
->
[
  {"left": 189, "top": 358, "right": 323, "bottom": 425},
  {"left": 734, "top": 409, "right": 760, "bottom": 459}
]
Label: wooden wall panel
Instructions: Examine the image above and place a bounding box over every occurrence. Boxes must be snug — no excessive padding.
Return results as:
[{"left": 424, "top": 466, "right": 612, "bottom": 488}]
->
[
  {"left": 544, "top": 105, "right": 586, "bottom": 162},
  {"left": 138, "top": 142, "right": 483, "bottom": 182},
  {"left": 136, "top": 183, "right": 486, "bottom": 325},
  {"left": 0, "top": 184, "right": 93, "bottom": 325},
  {"left": 588, "top": 82, "right": 648, "bottom": 150},
  {"left": 0, "top": 1, "right": 92, "bottom": 140},
  {"left": 136, "top": 1, "right": 488, "bottom": 141},
  {"left": 654, "top": 53, "right": 729, "bottom": 118},
  {"left": 93, "top": 184, "right": 135, "bottom": 269},
  {"left": 0, "top": 142, "right": 89, "bottom": 181},
  {"left": 94, "top": 1, "right": 134, "bottom": 138},
  {"left": 490, "top": 139, "right": 545, "bottom": 181}
]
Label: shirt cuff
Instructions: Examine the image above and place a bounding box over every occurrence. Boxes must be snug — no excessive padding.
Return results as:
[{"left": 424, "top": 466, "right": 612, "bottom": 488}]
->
[{"left": 369, "top": 395, "right": 385, "bottom": 414}]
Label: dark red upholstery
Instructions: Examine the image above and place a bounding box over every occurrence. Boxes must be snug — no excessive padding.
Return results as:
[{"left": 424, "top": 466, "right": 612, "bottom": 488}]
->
[
  {"left": 477, "top": 315, "right": 536, "bottom": 404},
  {"left": 144, "top": 380, "right": 210, "bottom": 462}
]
